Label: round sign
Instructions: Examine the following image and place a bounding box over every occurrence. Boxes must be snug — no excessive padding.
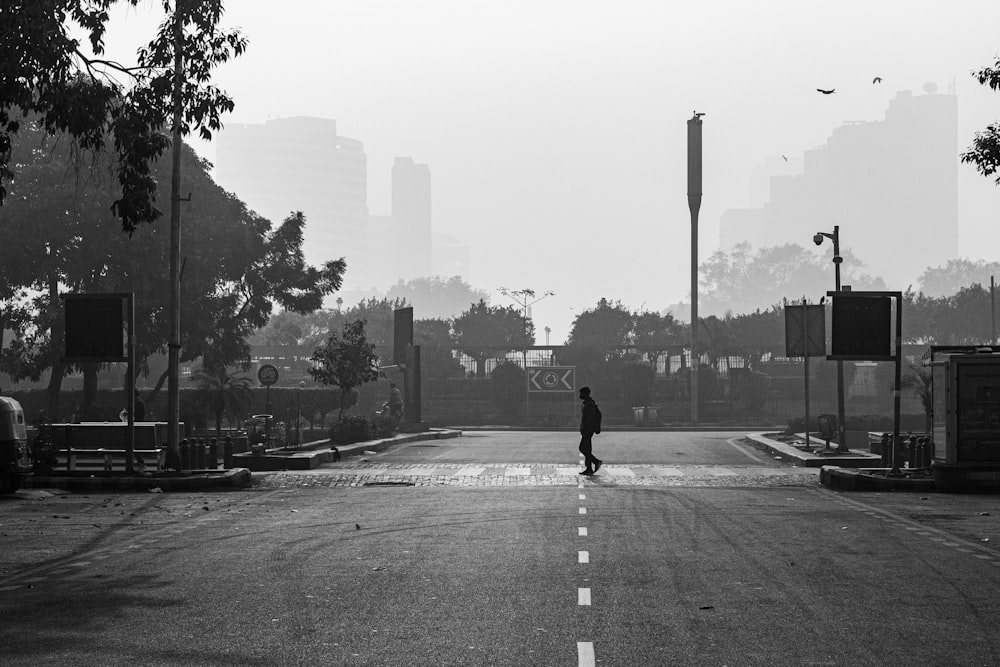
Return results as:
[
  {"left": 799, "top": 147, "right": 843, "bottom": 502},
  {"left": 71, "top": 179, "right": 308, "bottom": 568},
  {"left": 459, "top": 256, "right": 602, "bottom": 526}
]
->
[{"left": 257, "top": 364, "right": 279, "bottom": 386}]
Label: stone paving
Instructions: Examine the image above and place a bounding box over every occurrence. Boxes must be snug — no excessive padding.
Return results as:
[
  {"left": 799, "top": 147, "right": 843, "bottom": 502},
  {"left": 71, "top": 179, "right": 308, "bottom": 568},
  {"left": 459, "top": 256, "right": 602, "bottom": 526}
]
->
[{"left": 254, "top": 462, "right": 821, "bottom": 488}]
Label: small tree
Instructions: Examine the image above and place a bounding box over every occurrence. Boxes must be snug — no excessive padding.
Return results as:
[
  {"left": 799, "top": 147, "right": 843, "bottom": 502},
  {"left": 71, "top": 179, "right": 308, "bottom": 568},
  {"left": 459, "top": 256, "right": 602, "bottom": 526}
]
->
[
  {"left": 189, "top": 365, "right": 253, "bottom": 436},
  {"left": 309, "top": 319, "right": 382, "bottom": 418},
  {"left": 491, "top": 361, "right": 527, "bottom": 422},
  {"left": 620, "top": 361, "right": 655, "bottom": 408}
]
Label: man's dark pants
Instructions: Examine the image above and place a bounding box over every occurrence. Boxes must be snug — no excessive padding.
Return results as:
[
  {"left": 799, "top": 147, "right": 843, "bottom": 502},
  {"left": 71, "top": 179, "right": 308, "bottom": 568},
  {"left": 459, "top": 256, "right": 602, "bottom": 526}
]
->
[{"left": 579, "top": 432, "right": 599, "bottom": 470}]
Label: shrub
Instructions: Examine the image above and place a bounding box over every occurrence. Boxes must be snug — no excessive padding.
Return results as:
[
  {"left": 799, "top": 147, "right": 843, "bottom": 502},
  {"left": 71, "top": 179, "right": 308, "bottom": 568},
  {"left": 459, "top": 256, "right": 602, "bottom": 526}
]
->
[
  {"left": 491, "top": 361, "right": 526, "bottom": 422},
  {"left": 371, "top": 413, "right": 397, "bottom": 438},
  {"left": 619, "top": 361, "right": 655, "bottom": 407},
  {"left": 328, "top": 415, "right": 374, "bottom": 446}
]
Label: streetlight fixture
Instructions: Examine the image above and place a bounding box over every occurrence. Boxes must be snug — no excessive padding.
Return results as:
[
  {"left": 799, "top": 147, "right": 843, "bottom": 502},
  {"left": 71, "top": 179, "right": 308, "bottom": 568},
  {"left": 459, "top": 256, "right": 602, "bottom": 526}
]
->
[
  {"left": 814, "top": 225, "right": 848, "bottom": 452},
  {"left": 297, "top": 380, "right": 305, "bottom": 447},
  {"left": 498, "top": 288, "right": 555, "bottom": 368}
]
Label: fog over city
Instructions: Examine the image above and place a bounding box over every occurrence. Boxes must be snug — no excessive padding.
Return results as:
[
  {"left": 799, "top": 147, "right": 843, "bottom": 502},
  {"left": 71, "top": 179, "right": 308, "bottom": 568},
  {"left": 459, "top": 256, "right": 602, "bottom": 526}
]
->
[{"left": 97, "top": 0, "right": 1000, "bottom": 344}]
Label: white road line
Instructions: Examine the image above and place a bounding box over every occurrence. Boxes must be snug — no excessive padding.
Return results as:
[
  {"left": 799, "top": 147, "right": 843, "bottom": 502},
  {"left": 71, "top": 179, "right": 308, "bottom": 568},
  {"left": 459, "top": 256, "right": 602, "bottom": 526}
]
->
[
  {"left": 578, "top": 641, "right": 596, "bottom": 667},
  {"left": 727, "top": 437, "right": 770, "bottom": 463},
  {"left": 578, "top": 551, "right": 589, "bottom": 564},
  {"left": 453, "top": 466, "right": 486, "bottom": 477},
  {"left": 578, "top": 588, "right": 591, "bottom": 605},
  {"left": 579, "top": 494, "right": 586, "bottom": 500},
  {"left": 579, "top": 507, "right": 587, "bottom": 515},
  {"left": 504, "top": 466, "right": 531, "bottom": 476},
  {"left": 578, "top": 527, "right": 588, "bottom": 536}
]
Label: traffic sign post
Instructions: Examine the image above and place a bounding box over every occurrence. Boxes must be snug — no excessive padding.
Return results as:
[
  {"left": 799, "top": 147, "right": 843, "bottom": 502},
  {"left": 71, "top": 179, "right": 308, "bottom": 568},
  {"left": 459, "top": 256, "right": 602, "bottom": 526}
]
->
[
  {"left": 527, "top": 366, "right": 577, "bottom": 426},
  {"left": 257, "top": 364, "right": 279, "bottom": 414}
]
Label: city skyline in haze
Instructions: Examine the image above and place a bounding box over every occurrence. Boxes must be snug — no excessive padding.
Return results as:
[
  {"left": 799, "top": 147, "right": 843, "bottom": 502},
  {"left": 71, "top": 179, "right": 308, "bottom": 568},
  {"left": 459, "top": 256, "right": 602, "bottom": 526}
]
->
[{"left": 93, "top": 1, "right": 1000, "bottom": 344}]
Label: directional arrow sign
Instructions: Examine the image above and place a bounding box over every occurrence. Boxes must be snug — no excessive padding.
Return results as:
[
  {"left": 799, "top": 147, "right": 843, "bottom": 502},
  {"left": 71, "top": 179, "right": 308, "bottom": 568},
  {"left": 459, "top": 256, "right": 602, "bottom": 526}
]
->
[{"left": 528, "top": 366, "right": 576, "bottom": 392}]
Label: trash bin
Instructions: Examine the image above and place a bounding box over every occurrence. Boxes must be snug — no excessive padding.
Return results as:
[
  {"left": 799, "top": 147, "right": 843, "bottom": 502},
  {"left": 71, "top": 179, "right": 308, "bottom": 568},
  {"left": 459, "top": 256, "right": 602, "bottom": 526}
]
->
[{"left": 817, "top": 414, "right": 836, "bottom": 441}]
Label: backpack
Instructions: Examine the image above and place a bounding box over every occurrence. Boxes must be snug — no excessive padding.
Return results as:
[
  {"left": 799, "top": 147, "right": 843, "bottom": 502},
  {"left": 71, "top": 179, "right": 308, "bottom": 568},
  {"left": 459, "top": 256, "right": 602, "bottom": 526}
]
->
[{"left": 594, "top": 404, "right": 602, "bottom": 434}]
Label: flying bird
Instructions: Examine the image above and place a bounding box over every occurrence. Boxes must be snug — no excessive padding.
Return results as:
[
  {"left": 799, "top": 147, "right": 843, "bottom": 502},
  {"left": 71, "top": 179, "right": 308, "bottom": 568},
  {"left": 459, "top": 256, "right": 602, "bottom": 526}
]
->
[
  {"left": 872, "top": 76, "right": 883, "bottom": 84},
  {"left": 816, "top": 88, "right": 836, "bottom": 95}
]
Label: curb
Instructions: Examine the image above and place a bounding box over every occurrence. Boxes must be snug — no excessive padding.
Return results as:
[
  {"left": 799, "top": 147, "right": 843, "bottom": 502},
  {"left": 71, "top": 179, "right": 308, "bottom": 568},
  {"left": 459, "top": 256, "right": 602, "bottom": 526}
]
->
[
  {"left": 20, "top": 467, "right": 253, "bottom": 492},
  {"left": 745, "top": 433, "right": 882, "bottom": 468},
  {"left": 819, "top": 466, "right": 936, "bottom": 492},
  {"left": 234, "top": 428, "right": 463, "bottom": 472}
]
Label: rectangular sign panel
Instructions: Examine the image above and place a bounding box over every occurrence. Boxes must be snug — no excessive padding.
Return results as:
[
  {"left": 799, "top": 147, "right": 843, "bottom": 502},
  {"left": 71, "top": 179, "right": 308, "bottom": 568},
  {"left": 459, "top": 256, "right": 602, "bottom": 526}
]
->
[
  {"left": 528, "top": 367, "right": 576, "bottom": 392},
  {"left": 63, "top": 294, "right": 127, "bottom": 362},
  {"left": 830, "top": 295, "right": 891, "bottom": 359},
  {"left": 784, "top": 304, "right": 825, "bottom": 357}
]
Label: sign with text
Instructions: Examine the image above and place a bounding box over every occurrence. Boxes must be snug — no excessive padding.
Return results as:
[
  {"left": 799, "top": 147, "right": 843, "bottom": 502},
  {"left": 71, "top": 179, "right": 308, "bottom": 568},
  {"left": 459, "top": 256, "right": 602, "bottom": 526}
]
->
[{"left": 528, "top": 367, "right": 576, "bottom": 392}]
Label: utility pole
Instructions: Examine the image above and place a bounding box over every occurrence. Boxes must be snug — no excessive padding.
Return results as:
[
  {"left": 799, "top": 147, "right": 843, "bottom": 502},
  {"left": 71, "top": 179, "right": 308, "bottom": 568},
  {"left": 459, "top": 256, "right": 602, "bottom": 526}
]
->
[{"left": 687, "top": 113, "right": 703, "bottom": 424}]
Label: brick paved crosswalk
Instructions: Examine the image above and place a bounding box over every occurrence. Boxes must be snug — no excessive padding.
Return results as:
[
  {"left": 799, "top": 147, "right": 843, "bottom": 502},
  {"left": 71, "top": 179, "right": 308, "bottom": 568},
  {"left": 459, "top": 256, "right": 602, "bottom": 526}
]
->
[{"left": 255, "top": 463, "right": 820, "bottom": 488}]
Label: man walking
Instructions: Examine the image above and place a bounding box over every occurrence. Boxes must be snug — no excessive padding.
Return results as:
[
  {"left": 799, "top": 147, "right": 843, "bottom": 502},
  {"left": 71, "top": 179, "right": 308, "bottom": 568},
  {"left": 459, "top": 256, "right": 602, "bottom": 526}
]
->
[{"left": 578, "top": 386, "right": 603, "bottom": 475}]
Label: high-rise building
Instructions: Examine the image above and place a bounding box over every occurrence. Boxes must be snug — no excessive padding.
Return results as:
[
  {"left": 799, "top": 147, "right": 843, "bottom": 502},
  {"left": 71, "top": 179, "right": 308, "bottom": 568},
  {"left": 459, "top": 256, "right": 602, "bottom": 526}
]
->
[
  {"left": 213, "top": 116, "right": 369, "bottom": 287},
  {"left": 719, "top": 86, "right": 958, "bottom": 287},
  {"left": 391, "top": 157, "right": 432, "bottom": 281}
]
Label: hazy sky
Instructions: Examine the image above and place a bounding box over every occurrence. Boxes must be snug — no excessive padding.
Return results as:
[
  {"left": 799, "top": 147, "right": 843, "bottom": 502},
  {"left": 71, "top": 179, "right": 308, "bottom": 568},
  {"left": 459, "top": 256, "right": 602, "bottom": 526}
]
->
[{"left": 100, "top": 1, "right": 1000, "bottom": 343}]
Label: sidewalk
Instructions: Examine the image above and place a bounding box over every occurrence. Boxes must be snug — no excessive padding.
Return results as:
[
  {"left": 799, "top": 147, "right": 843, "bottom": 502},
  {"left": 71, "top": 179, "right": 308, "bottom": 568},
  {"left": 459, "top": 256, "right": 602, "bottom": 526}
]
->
[{"left": 19, "top": 428, "right": 461, "bottom": 492}]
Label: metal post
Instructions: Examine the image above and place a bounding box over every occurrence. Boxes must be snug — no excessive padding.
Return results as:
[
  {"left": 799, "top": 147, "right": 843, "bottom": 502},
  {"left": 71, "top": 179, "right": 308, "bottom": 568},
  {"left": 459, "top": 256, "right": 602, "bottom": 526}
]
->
[
  {"left": 297, "top": 380, "right": 304, "bottom": 446},
  {"left": 832, "top": 226, "right": 848, "bottom": 453},
  {"left": 687, "top": 114, "right": 703, "bottom": 424},
  {"left": 891, "top": 294, "right": 903, "bottom": 473},
  {"left": 802, "top": 297, "right": 810, "bottom": 447},
  {"left": 126, "top": 293, "right": 135, "bottom": 474},
  {"left": 166, "top": 3, "right": 184, "bottom": 470},
  {"left": 991, "top": 275, "right": 996, "bottom": 345}
]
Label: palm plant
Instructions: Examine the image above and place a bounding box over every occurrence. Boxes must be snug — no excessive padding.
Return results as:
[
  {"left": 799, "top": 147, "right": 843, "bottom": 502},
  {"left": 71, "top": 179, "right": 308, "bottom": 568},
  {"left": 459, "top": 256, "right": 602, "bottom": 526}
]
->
[{"left": 189, "top": 365, "right": 254, "bottom": 436}]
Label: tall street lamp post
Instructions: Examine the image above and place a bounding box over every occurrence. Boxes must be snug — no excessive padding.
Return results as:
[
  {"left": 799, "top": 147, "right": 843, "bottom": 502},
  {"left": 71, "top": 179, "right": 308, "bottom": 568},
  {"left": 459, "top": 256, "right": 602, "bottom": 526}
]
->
[
  {"left": 687, "top": 113, "right": 704, "bottom": 424},
  {"left": 814, "top": 225, "right": 848, "bottom": 452}
]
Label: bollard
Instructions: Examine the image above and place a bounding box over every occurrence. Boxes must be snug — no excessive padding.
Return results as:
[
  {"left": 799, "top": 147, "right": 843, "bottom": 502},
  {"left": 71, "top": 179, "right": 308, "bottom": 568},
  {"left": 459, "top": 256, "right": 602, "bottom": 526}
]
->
[
  {"left": 208, "top": 438, "right": 218, "bottom": 469},
  {"left": 223, "top": 436, "right": 234, "bottom": 468},
  {"left": 196, "top": 438, "right": 206, "bottom": 469},
  {"left": 330, "top": 446, "right": 340, "bottom": 462},
  {"left": 180, "top": 438, "right": 191, "bottom": 470}
]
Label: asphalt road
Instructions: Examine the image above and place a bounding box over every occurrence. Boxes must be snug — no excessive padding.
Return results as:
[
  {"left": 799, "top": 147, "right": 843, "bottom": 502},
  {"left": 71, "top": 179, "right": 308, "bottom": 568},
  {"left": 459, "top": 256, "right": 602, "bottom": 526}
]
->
[{"left": 3, "top": 431, "right": 1000, "bottom": 666}]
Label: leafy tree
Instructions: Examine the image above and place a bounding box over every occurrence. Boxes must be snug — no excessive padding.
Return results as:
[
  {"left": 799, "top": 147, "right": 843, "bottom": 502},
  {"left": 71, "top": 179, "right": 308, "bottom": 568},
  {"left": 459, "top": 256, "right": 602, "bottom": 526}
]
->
[
  {"left": 700, "top": 242, "right": 885, "bottom": 316},
  {"left": 961, "top": 57, "right": 1000, "bottom": 186},
  {"left": 452, "top": 299, "right": 526, "bottom": 379},
  {"left": 0, "top": 120, "right": 344, "bottom": 417},
  {"left": 346, "top": 297, "right": 409, "bottom": 349},
  {"left": 562, "top": 298, "right": 635, "bottom": 388},
  {"left": 916, "top": 259, "right": 1000, "bottom": 298},
  {"left": 387, "top": 276, "right": 488, "bottom": 320},
  {"left": 188, "top": 365, "right": 253, "bottom": 436},
  {"left": 415, "top": 318, "right": 464, "bottom": 382},
  {"left": 0, "top": 0, "right": 247, "bottom": 232},
  {"left": 725, "top": 307, "right": 784, "bottom": 369},
  {"left": 633, "top": 310, "right": 687, "bottom": 369},
  {"left": 309, "top": 320, "right": 382, "bottom": 418}
]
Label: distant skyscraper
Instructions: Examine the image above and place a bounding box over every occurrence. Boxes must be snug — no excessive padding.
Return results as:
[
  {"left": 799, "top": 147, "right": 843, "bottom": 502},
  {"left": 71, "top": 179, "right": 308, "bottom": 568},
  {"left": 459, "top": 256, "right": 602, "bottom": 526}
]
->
[
  {"left": 214, "top": 116, "right": 369, "bottom": 287},
  {"left": 391, "top": 157, "right": 432, "bottom": 280},
  {"left": 719, "top": 87, "right": 958, "bottom": 287}
]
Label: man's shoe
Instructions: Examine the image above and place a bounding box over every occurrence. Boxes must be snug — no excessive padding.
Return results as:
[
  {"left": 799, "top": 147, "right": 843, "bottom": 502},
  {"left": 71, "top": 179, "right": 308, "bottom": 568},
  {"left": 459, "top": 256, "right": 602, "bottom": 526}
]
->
[
  {"left": 579, "top": 469, "right": 594, "bottom": 475},
  {"left": 593, "top": 460, "right": 602, "bottom": 473}
]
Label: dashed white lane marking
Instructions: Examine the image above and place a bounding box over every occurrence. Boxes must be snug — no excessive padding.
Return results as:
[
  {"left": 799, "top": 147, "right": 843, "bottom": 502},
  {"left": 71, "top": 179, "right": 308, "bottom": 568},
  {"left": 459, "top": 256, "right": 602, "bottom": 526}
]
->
[
  {"left": 579, "top": 507, "right": 587, "bottom": 515},
  {"left": 578, "top": 641, "right": 596, "bottom": 667},
  {"left": 453, "top": 466, "right": 486, "bottom": 477},
  {"left": 578, "top": 527, "right": 588, "bottom": 536},
  {"left": 578, "top": 588, "right": 591, "bottom": 605},
  {"left": 578, "top": 551, "right": 590, "bottom": 564},
  {"left": 504, "top": 466, "right": 531, "bottom": 476},
  {"left": 579, "top": 494, "right": 586, "bottom": 500}
]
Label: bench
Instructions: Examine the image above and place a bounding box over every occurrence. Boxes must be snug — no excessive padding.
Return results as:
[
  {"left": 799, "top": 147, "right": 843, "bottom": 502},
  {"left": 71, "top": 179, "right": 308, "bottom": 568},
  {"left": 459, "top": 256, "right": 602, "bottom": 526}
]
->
[{"left": 59, "top": 447, "right": 165, "bottom": 472}]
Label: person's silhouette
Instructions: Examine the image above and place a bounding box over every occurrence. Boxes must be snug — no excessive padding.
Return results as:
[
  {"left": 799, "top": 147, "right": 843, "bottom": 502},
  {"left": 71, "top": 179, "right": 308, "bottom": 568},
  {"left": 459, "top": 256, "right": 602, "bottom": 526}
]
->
[{"left": 578, "top": 386, "right": 603, "bottom": 475}]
